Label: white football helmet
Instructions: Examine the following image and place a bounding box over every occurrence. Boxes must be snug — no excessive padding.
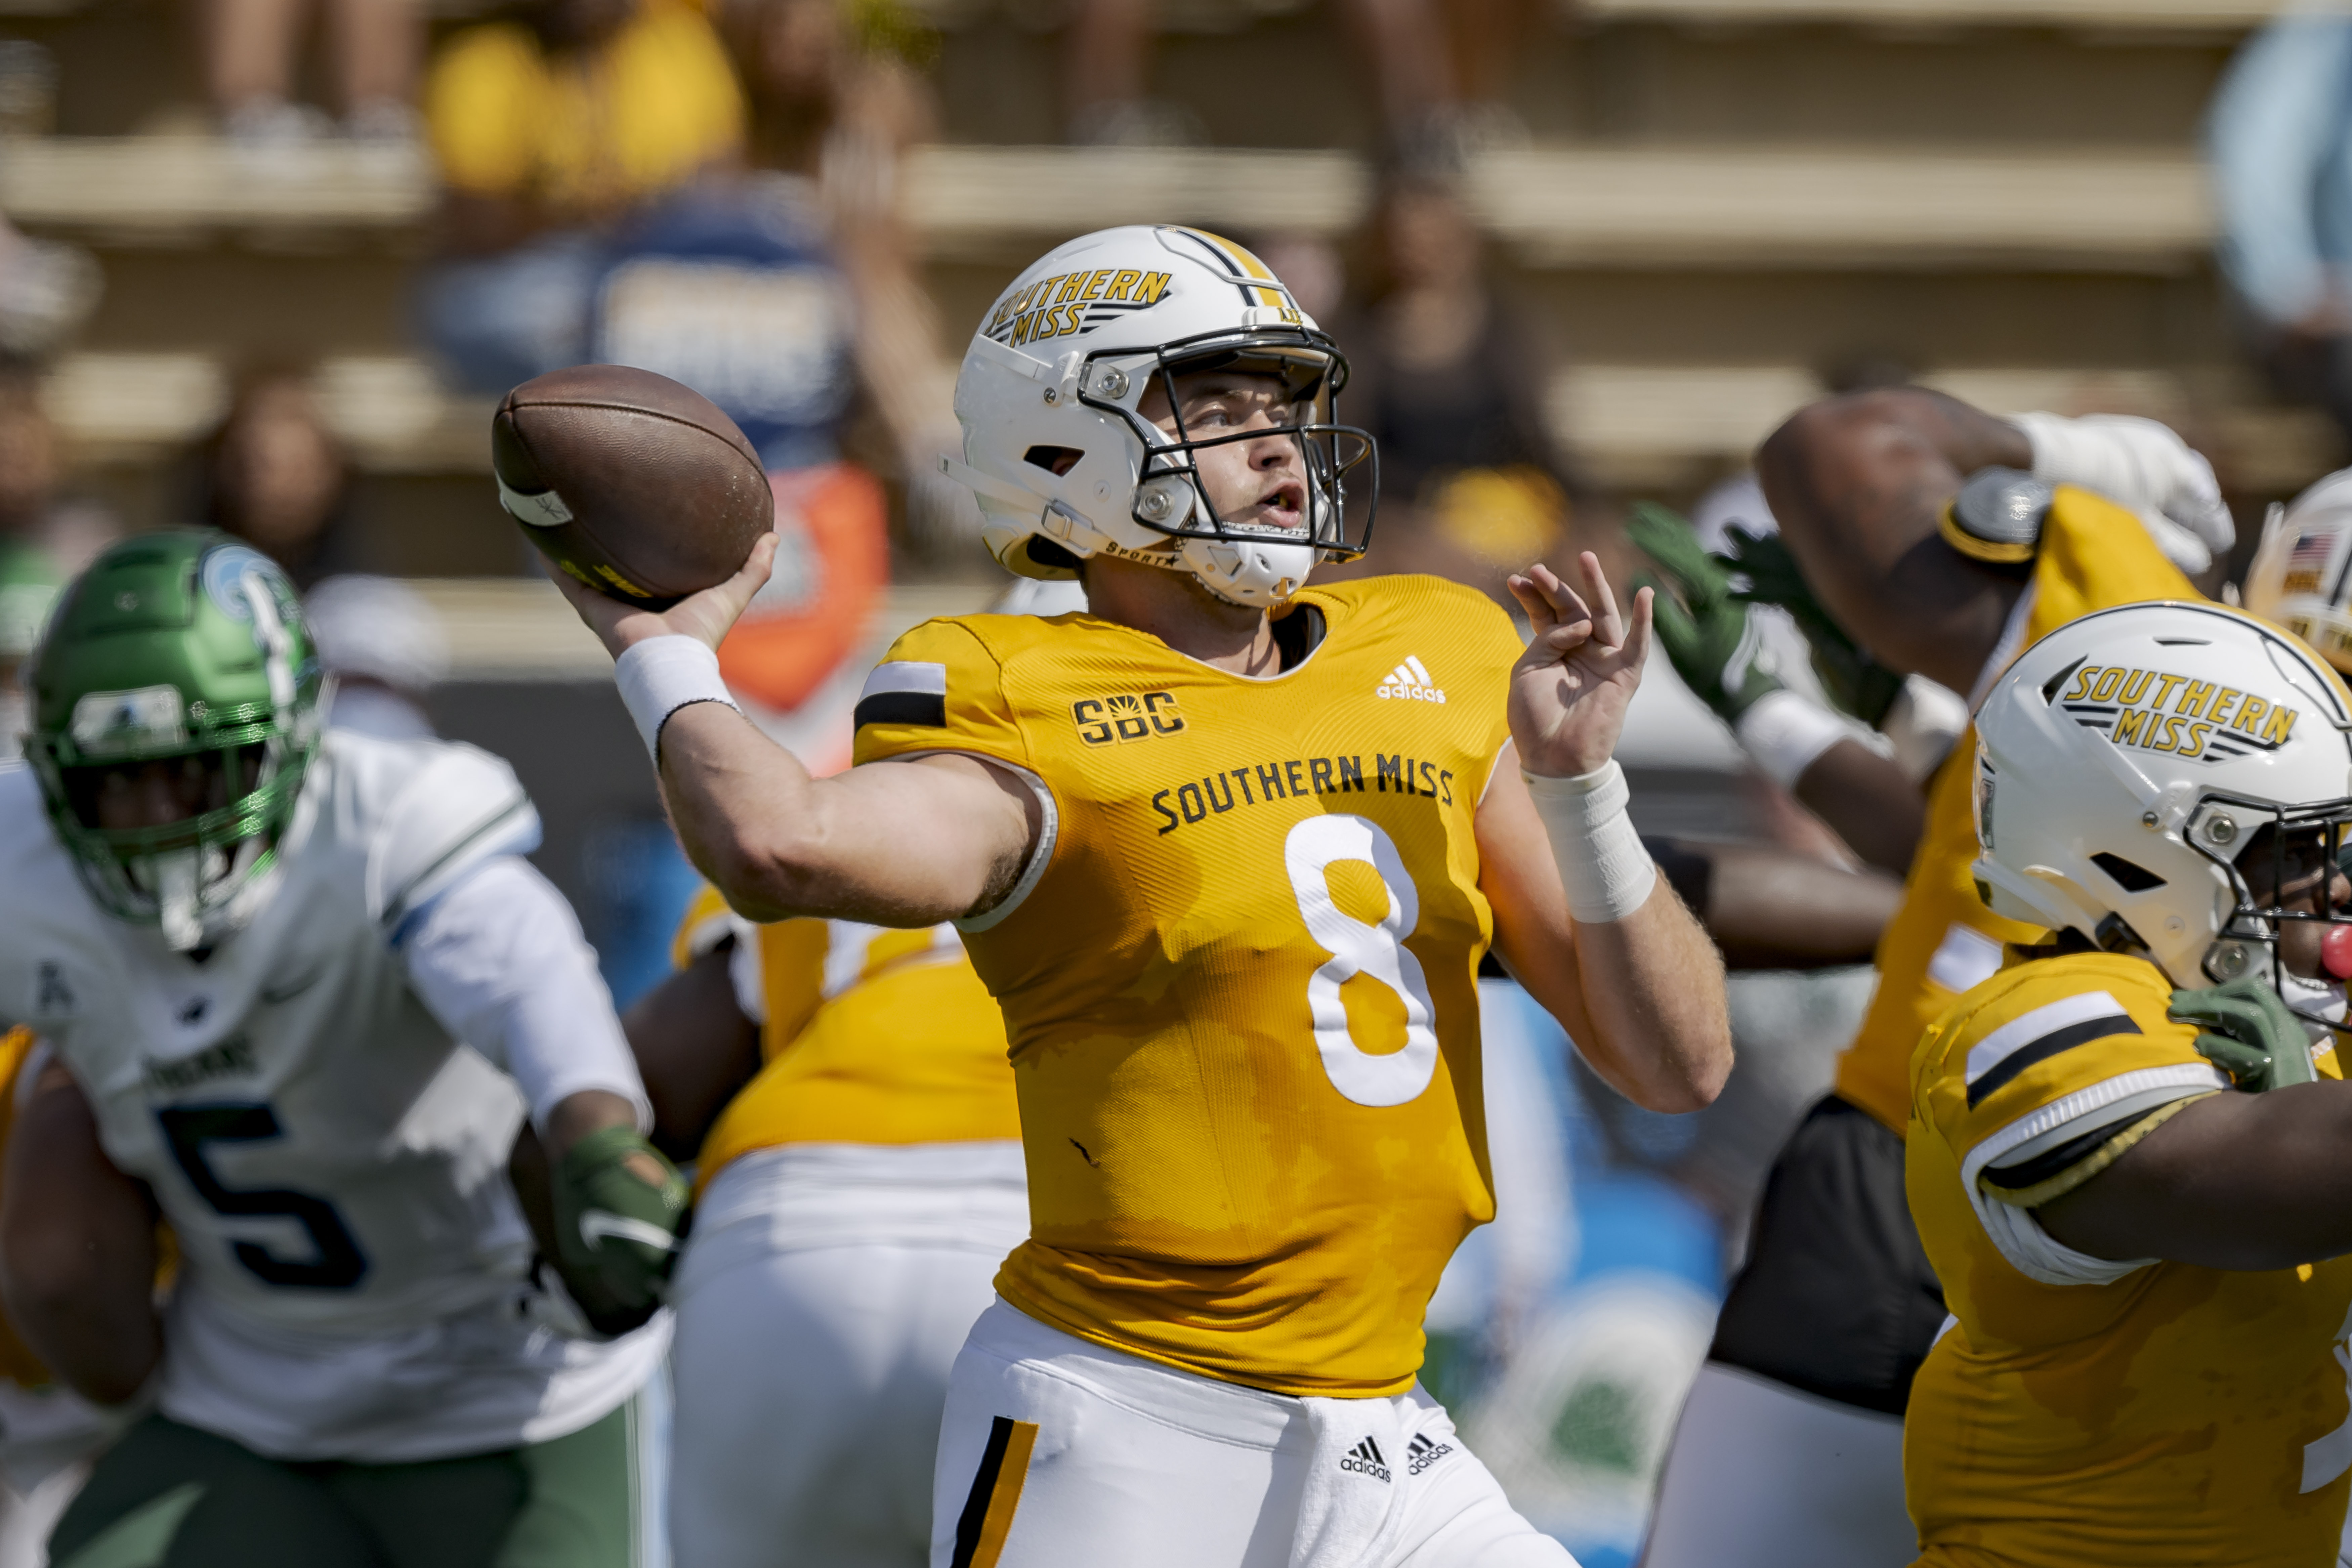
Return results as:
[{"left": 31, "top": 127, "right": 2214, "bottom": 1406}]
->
[
  {"left": 2243, "top": 466, "right": 2352, "bottom": 676},
  {"left": 939, "top": 225, "right": 1375, "bottom": 608},
  {"left": 1974, "top": 600, "right": 2352, "bottom": 1028}
]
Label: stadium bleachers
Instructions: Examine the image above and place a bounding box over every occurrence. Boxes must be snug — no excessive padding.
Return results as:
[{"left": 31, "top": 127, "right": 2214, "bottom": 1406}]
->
[{"left": 1, "top": 0, "right": 2334, "bottom": 580}]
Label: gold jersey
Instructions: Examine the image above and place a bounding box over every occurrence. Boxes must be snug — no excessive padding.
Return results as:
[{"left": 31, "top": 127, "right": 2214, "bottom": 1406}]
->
[
  {"left": 0, "top": 1026, "right": 49, "bottom": 1389},
  {"left": 1907, "top": 951, "right": 2352, "bottom": 1565},
  {"left": 672, "top": 886, "right": 1021, "bottom": 1191},
  {"left": 853, "top": 574, "right": 1524, "bottom": 1397},
  {"left": 1835, "top": 488, "right": 2198, "bottom": 1131}
]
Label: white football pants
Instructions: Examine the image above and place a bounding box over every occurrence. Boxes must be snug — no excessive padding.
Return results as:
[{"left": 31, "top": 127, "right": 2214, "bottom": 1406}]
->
[
  {"left": 930, "top": 1300, "right": 1575, "bottom": 1568},
  {"left": 667, "top": 1142, "right": 1030, "bottom": 1568},
  {"left": 1638, "top": 1363, "right": 1915, "bottom": 1568}
]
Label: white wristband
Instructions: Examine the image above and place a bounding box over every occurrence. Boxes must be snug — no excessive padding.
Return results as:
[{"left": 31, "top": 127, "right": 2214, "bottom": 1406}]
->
[
  {"left": 615, "top": 636, "right": 738, "bottom": 761},
  {"left": 1734, "top": 688, "right": 1878, "bottom": 790},
  {"left": 1524, "top": 759, "right": 1657, "bottom": 924}
]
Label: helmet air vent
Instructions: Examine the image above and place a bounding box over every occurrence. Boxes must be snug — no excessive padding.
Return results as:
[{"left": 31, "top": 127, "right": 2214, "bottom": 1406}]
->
[
  {"left": 1022, "top": 446, "right": 1085, "bottom": 477},
  {"left": 2090, "top": 852, "right": 2166, "bottom": 893},
  {"left": 2041, "top": 657, "right": 2085, "bottom": 705}
]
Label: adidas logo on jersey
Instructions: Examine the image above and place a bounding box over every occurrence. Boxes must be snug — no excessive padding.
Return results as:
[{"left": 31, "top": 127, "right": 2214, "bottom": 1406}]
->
[
  {"left": 1375, "top": 658, "right": 1445, "bottom": 704},
  {"left": 1339, "top": 1438, "right": 1392, "bottom": 1483},
  {"left": 1406, "top": 1433, "right": 1454, "bottom": 1476}
]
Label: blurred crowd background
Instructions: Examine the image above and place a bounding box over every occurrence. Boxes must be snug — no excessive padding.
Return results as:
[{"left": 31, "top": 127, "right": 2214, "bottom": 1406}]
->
[{"left": 0, "top": 0, "right": 2344, "bottom": 1558}]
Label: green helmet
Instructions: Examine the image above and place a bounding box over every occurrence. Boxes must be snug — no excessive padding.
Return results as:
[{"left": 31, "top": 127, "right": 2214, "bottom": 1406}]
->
[{"left": 26, "top": 531, "right": 325, "bottom": 948}]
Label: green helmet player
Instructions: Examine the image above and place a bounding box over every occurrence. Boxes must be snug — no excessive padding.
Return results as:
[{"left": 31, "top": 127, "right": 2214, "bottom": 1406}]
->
[
  {"left": 0, "top": 530, "right": 686, "bottom": 1568},
  {"left": 23, "top": 530, "right": 323, "bottom": 950}
]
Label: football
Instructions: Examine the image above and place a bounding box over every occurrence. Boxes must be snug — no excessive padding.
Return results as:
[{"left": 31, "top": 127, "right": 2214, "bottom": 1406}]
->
[{"left": 492, "top": 365, "right": 774, "bottom": 609}]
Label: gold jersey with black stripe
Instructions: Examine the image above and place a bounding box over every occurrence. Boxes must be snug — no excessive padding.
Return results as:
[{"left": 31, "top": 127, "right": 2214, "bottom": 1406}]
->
[
  {"left": 851, "top": 574, "right": 1524, "bottom": 1397},
  {"left": 1905, "top": 951, "right": 2352, "bottom": 1567},
  {"left": 0, "top": 1026, "right": 54, "bottom": 1389},
  {"left": 669, "top": 886, "right": 1021, "bottom": 1193},
  {"left": 1834, "top": 487, "right": 2200, "bottom": 1133}
]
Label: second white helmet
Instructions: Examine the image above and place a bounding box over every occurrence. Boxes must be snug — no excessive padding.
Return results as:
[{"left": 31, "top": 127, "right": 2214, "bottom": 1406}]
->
[
  {"left": 939, "top": 225, "right": 1375, "bottom": 608},
  {"left": 2243, "top": 466, "right": 2352, "bottom": 677},
  {"left": 1974, "top": 600, "right": 2352, "bottom": 1019}
]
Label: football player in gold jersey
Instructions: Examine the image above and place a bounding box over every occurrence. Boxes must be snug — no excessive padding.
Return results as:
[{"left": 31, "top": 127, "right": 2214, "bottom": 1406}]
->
[
  {"left": 1641, "top": 390, "right": 2239, "bottom": 1568},
  {"left": 1908, "top": 598, "right": 2352, "bottom": 1565},
  {"left": 635, "top": 888, "right": 1023, "bottom": 1568},
  {"left": 550, "top": 223, "right": 1730, "bottom": 1567}
]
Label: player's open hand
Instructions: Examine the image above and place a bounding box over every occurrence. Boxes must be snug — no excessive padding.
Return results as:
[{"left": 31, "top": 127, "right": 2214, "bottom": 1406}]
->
[
  {"left": 1507, "top": 553, "right": 1652, "bottom": 779},
  {"left": 547, "top": 532, "right": 780, "bottom": 660}
]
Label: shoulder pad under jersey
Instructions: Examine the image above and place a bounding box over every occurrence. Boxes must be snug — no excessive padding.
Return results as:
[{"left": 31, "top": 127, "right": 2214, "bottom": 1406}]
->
[
  {"left": 363, "top": 739, "right": 541, "bottom": 933},
  {"left": 1940, "top": 466, "right": 2056, "bottom": 566}
]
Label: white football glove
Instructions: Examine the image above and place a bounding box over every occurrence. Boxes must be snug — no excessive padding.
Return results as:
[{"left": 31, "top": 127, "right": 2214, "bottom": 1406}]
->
[{"left": 2009, "top": 411, "right": 2235, "bottom": 575}]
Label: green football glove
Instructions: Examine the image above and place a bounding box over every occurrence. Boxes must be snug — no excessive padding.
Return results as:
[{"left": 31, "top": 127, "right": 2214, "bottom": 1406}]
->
[
  {"left": 2169, "top": 976, "right": 2321, "bottom": 1093},
  {"left": 551, "top": 1124, "right": 688, "bottom": 1337},
  {"left": 1625, "top": 501, "right": 1786, "bottom": 727},
  {"left": 1718, "top": 526, "right": 1907, "bottom": 727}
]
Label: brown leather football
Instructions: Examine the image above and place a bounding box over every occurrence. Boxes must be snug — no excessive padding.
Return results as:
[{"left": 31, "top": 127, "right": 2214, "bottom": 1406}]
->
[{"left": 493, "top": 365, "right": 774, "bottom": 609}]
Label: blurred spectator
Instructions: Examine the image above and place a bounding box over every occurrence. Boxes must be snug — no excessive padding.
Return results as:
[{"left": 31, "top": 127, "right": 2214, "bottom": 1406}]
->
[
  {"left": 2210, "top": 16, "right": 2352, "bottom": 452},
  {"left": 0, "top": 543, "right": 61, "bottom": 762},
  {"left": 584, "top": 0, "right": 970, "bottom": 717},
  {"left": 1325, "top": 169, "right": 1579, "bottom": 601},
  {"left": 414, "top": 0, "right": 745, "bottom": 394},
  {"left": 202, "top": 0, "right": 419, "bottom": 142},
  {"left": 305, "top": 575, "right": 448, "bottom": 739},
  {"left": 1063, "top": 0, "right": 1532, "bottom": 157},
  {"left": 0, "top": 369, "right": 118, "bottom": 577},
  {"left": 1255, "top": 232, "right": 1347, "bottom": 323},
  {"left": 0, "top": 217, "right": 101, "bottom": 365},
  {"left": 191, "top": 367, "right": 357, "bottom": 587}
]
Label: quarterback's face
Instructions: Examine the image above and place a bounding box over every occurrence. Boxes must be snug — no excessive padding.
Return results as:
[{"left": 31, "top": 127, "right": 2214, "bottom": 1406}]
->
[{"left": 1140, "top": 370, "right": 1311, "bottom": 535}]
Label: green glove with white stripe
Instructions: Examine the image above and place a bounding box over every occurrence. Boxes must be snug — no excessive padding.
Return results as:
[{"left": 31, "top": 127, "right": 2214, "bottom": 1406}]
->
[
  {"left": 1625, "top": 501, "right": 1786, "bottom": 726},
  {"left": 551, "top": 1124, "right": 689, "bottom": 1336},
  {"left": 2170, "top": 976, "right": 2320, "bottom": 1093}
]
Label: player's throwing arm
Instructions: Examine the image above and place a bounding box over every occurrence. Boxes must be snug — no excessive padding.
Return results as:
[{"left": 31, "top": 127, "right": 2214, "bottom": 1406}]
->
[{"left": 1501, "top": 555, "right": 1733, "bottom": 1110}]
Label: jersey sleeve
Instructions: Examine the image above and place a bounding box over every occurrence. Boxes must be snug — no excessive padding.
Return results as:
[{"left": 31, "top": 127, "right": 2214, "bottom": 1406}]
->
[
  {"left": 1923, "top": 960, "right": 2227, "bottom": 1286},
  {"left": 850, "top": 618, "right": 1033, "bottom": 773},
  {"left": 366, "top": 741, "right": 542, "bottom": 937},
  {"left": 399, "top": 858, "right": 648, "bottom": 1131},
  {"left": 672, "top": 882, "right": 744, "bottom": 970},
  {"left": 665, "top": 884, "right": 830, "bottom": 1042}
]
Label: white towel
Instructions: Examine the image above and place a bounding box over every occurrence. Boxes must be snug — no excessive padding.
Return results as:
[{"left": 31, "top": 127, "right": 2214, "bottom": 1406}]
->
[{"left": 1291, "top": 1392, "right": 1455, "bottom": 1568}]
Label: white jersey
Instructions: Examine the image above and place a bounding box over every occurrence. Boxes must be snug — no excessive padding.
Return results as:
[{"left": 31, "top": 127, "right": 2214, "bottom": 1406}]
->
[{"left": 0, "top": 733, "right": 664, "bottom": 1462}]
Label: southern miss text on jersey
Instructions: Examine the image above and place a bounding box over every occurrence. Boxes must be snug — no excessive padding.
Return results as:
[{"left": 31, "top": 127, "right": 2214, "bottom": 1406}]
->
[
  {"left": 1906, "top": 952, "right": 2352, "bottom": 1567},
  {"left": 1835, "top": 487, "right": 2199, "bottom": 1134},
  {"left": 852, "top": 574, "right": 1524, "bottom": 1397},
  {"left": 670, "top": 886, "right": 1019, "bottom": 1187}
]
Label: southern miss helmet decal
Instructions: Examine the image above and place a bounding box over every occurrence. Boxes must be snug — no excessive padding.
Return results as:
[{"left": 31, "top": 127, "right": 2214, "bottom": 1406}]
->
[
  {"left": 986, "top": 268, "right": 1176, "bottom": 349},
  {"left": 2055, "top": 659, "right": 2302, "bottom": 762}
]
